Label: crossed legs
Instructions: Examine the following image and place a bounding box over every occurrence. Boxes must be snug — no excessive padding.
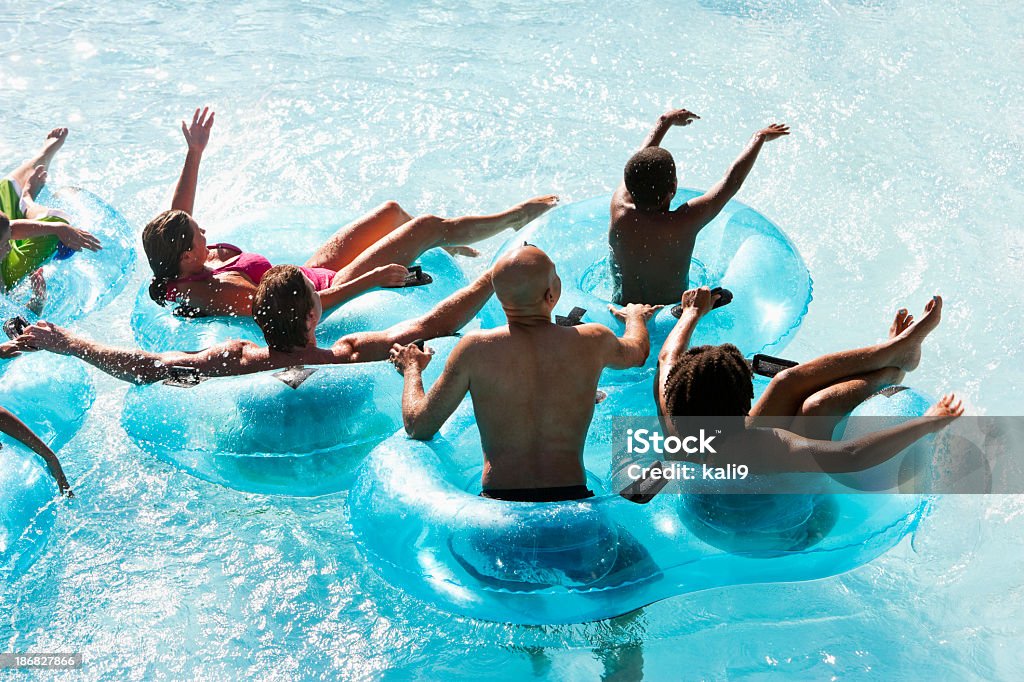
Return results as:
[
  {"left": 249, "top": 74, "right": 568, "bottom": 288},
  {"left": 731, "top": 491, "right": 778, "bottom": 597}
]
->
[{"left": 752, "top": 297, "right": 943, "bottom": 439}]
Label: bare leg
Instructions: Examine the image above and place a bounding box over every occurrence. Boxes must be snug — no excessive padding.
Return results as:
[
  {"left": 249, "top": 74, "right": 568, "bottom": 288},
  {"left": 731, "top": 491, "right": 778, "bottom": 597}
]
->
[
  {"left": 751, "top": 299, "right": 940, "bottom": 418},
  {"left": 304, "top": 200, "right": 413, "bottom": 270},
  {"left": 333, "top": 195, "right": 558, "bottom": 283},
  {"left": 7, "top": 128, "right": 67, "bottom": 196},
  {"left": 19, "top": 167, "right": 51, "bottom": 219},
  {"left": 787, "top": 366, "right": 904, "bottom": 439},
  {"left": 340, "top": 269, "right": 495, "bottom": 361}
]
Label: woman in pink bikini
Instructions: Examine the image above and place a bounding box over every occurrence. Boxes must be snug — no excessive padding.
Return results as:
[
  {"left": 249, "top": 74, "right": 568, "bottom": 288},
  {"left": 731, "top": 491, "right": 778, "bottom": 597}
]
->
[{"left": 143, "top": 108, "right": 557, "bottom": 317}]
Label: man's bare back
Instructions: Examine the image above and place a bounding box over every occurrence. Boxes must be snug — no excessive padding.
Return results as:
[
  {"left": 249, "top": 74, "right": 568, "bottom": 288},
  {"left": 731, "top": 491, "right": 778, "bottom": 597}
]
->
[
  {"left": 455, "top": 323, "right": 618, "bottom": 489},
  {"left": 609, "top": 108, "right": 790, "bottom": 305},
  {"left": 610, "top": 195, "right": 702, "bottom": 305},
  {"left": 394, "top": 245, "right": 658, "bottom": 500}
]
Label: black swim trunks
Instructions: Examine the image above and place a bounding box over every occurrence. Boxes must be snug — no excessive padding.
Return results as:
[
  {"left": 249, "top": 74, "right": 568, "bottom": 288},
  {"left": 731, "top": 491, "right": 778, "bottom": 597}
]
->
[{"left": 480, "top": 485, "right": 595, "bottom": 503}]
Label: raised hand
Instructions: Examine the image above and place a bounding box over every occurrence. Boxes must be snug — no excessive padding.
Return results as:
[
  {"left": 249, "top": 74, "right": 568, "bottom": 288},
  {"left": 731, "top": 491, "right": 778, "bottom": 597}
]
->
[
  {"left": 181, "top": 107, "right": 215, "bottom": 153},
  {"left": 662, "top": 108, "right": 701, "bottom": 126},
  {"left": 56, "top": 223, "right": 102, "bottom": 252},
  {"left": 389, "top": 342, "right": 434, "bottom": 375},
  {"left": 608, "top": 302, "right": 663, "bottom": 323},
  {"left": 756, "top": 123, "right": 790, "bottom": 141}
]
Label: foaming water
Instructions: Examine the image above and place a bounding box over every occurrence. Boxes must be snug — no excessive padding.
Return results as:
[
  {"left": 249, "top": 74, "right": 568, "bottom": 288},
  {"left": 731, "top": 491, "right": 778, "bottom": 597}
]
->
[{"left": 1, "top": 0, "right": 1022, "bottom": 678}]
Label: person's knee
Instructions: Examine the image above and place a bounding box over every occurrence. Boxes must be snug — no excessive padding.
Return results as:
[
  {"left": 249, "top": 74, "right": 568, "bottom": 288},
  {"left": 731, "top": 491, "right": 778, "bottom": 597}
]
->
[
  {"left": 379, "top": 200, "right": 407, "bottom": 219},
  {"left": 771, "top": 366, "right": 805, "bottom": 392},
  {"left": 798, "top": 394, "right": 830, "bottom": 417}
]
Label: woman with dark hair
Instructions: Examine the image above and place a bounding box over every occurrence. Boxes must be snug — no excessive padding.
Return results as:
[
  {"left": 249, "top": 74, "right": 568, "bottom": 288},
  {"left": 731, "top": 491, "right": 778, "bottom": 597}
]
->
[{"left": 143, "top": 107, "right": 557, "bottom": 318}]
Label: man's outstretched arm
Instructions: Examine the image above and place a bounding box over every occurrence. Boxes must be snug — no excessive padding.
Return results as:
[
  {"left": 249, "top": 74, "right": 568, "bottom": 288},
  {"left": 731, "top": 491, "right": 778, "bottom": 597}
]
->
[
  {"left": 684, "top": 123, "right": 789, "bottom": 225},
  {"left": 639, "top": 108, "right": 700, "bottom": 149},
  {"left": 0, "top": 407, "right": 72, "bottom": 496},
  {"left": 603, "top": 303, "right": 660, "bottom": 369},
  {"left": 614, "top": 108, "right": 700, "bottom": 207},
  {"left": 170, "top": 107, "right": 214, "bottom": 215},
  {"left": 390, "top": 340, "right": 471, "bottom": 440},
  {"left": 15, "top": 321, "right": 250, "bottom": 384}
]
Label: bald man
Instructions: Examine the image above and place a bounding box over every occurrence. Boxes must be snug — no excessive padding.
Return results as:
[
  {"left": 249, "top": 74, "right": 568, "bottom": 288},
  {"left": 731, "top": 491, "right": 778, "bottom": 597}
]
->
[{"left": 390, "top": 245, "right": 660, "bottom": 502}]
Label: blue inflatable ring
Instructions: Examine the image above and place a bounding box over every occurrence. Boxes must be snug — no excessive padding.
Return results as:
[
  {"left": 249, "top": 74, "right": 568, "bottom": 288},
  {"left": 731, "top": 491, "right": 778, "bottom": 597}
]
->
[
  {"left": 350, "top": 387, "right": 930, "bottom": 625},
  {"left": 0, "top": 351, "right": 94, "bottom": 452},
  {"left": 0, "top": 438, "right": 59, "bottom": 579},
  {"left": 481, "top": 192, "right": 813, "bottom": 385},
  {"left": 130, "top": 206, "right": 467, "bottom": 352},
  {"left": 1, "top": 185, "right": 135, "bottom": 326}
]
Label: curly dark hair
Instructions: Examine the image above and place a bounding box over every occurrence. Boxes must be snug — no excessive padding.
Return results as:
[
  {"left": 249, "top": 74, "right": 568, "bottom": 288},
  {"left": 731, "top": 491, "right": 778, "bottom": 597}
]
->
[
  {"left": 252, "top": 265, "right": 315, "bottom": 352},
  {"left": 663, "top": 344, "right": 754, "bottom": 416},
  {"left": 624, "top": 146, "right": 677, "bottom": 210}
]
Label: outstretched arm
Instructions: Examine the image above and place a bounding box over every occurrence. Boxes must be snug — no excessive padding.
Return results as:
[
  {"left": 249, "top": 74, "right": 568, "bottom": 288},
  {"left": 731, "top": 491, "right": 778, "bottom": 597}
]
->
[
  {"left": 8, "top": 220, "right": 101, "bottom": 252},
  {"left": 603, "top": 303, "right": 660, "bottom": 369},
  {"left": 772, "top": 394, "right": 964, "bottom": 473},
  {"left": 390, "top": 341, "right": 470, "bottom": 440},
  {"left": 615, "top": 109, "right": 701, "bottom": 205},
  {"left": 684, "top": 123, "right": 789, "bottom": 225},
  {"left": 15, "top": 321, "right": 251, "bottom": 384},
  {"left": 170, "top": 107, "right": 215, "bottom": 215},
  {"left": 655, "top": 287, "right": 719, "bottom": 421},
  {"left": 0, "top": 407, "right": 72, "bottom": 496},
  {"left": 639, "top": 108, "right": 700, "bottom": 150}
]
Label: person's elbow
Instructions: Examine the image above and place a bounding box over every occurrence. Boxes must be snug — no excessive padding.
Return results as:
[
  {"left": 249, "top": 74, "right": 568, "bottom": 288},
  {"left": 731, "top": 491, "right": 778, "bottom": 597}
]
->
[
  {"left": 624, "top": 341, "right": 650, "bottom": 369},
  {"left": 403, "top": 411, "right": 438, "bottom": 441}
]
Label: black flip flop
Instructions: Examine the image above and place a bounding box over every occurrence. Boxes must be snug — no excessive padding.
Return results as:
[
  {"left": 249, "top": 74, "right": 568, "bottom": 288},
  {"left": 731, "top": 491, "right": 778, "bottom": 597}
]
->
[
  {"left": 671, "top": 287, "right": 733, "bottom": 319},
  {"left": 555, "top": 306, "right": 587, "bottom": 327}
]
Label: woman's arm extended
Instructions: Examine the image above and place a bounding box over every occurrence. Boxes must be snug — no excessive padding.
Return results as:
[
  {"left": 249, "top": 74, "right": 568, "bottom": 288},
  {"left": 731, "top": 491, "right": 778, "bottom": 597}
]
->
[{"left": 171, "top": 107, "right": 215, "bottom": 214}]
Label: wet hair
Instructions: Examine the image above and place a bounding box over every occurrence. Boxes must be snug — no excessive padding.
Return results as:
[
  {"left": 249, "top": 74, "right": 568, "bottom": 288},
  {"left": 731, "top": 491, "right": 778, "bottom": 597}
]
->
[
  {"left": 142, "top": 210, "right": 195, "bottom": 307},
  {"left": 624, "top": 147, "right": 677, "bottom": 211},
  {"left": 252, "top": 265, "right": 315, "bottom": 352},
  {"left": 663, "top": 344, "right": 753, "bottom": 416},
  {"left": 0, "top": 211, "right": 9, "bottom": 239}
]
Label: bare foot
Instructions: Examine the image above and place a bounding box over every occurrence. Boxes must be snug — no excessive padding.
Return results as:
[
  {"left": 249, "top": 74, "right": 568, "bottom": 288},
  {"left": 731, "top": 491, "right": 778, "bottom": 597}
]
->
[
  {"left": 892, "top": 295, "right": 943, "bottom": 372},
  {"left": 506, "top": 194, "right": 559, "bottom": 231},
  {"left": 43, "top": 127, "right": 68, "bottom": 156},
  {"left": 888, "top": 308, "right": 914, "bottom": 339},
  {"left": 442, "top": 245, "right": 481, "bottom": 258}
]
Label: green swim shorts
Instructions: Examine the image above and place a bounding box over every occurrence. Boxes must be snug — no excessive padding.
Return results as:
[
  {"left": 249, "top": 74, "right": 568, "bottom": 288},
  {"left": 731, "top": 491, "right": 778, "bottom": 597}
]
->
[{"left": 0, "top": 178, "right": 67, "bottom": 290}]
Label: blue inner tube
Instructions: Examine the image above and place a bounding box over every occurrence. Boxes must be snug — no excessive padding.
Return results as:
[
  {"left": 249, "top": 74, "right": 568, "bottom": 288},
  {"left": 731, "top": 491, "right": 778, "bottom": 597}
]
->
[
  {"left": 130, "top": 206, "right": 467, "bottom": 351},
  {"left": 350, "top": 388, "right": 930, "bottom": 625},
  {"left": 480, "top": 192, "right": 813, "bottom": 385},
  {"left": 0, "top": 439, "right": 60, "bottom": 579},
  {"left": 0, "top": 352, "right": 95, "bottom": 452},
  {"left": 121, "top": 335, "right": 462, "bottom": 496},
  {"left": 1, "top": 185, "right": 135, "bottom": 326}
]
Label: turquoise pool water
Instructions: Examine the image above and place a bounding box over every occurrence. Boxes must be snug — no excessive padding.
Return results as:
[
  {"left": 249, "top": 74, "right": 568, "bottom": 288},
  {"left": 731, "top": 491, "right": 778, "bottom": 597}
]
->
[{"left": 2, "top": 0, "right": 1022, "bottom": 678}]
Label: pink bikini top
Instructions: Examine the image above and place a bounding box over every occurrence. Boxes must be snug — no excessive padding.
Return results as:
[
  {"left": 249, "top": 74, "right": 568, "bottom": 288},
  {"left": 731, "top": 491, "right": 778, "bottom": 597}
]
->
[{"left": 165, "top": 243, "right": 336, "bottom": 301}]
